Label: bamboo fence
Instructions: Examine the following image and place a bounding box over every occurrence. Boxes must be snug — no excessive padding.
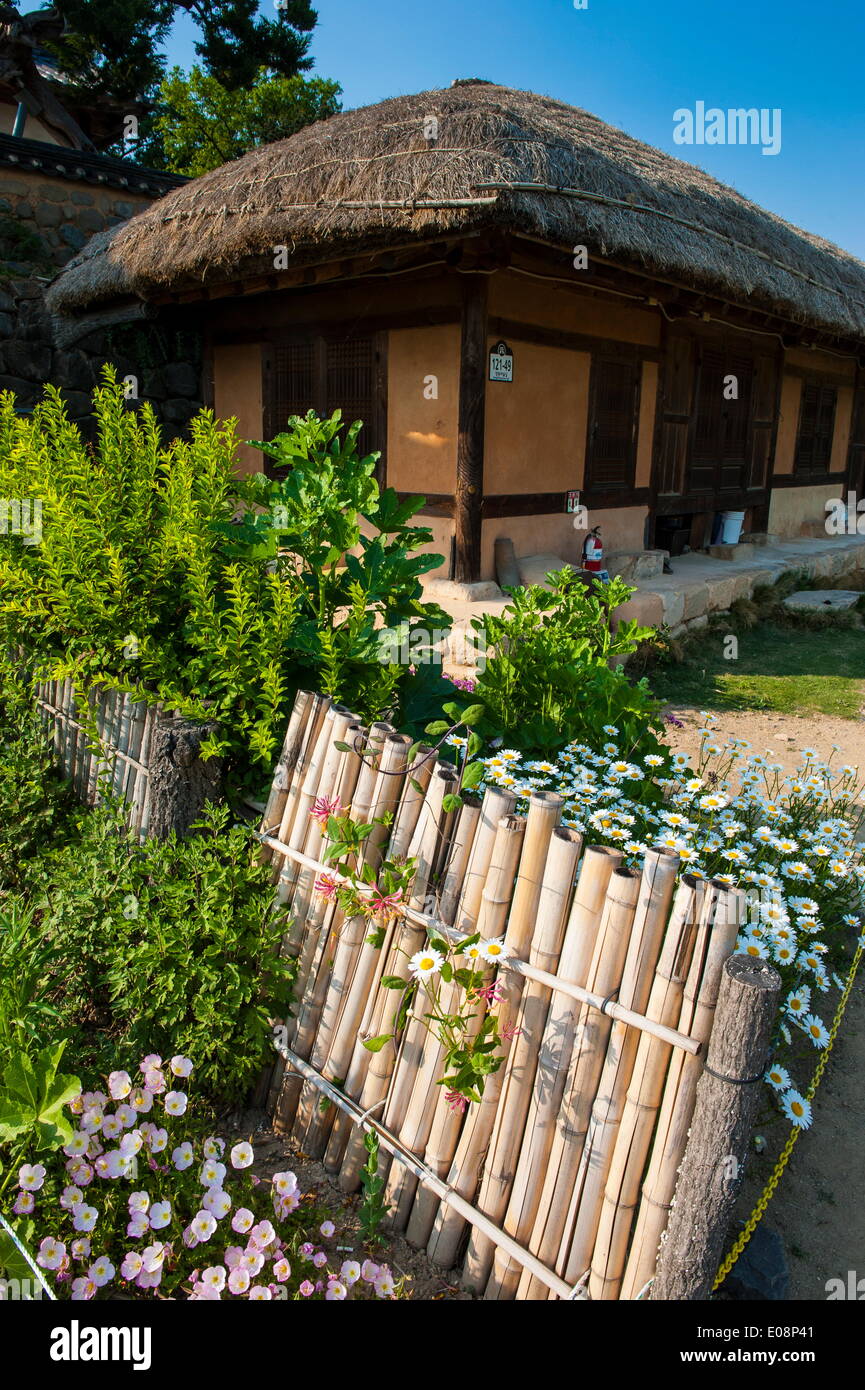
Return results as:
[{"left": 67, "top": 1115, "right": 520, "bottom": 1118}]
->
[
  {"left": 35, "top": 678, "right": 156, "bottom": 837},
  {"left": 255, "top": 688, "right": 752, "bottom": 1300}
]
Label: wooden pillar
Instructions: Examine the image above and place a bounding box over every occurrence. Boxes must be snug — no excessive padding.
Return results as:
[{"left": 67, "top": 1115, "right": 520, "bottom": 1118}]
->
[
  {"left": 651, "top": 954, "right": 780, "bottom": 1301},
  {"left": 454, "top": 275, "right": 488, "bottom": 584}
]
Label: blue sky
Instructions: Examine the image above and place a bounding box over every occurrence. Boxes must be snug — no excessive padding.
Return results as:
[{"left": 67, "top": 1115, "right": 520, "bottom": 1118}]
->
[{"left": 31, "top": 0, "right": 865, "bottom": 259}]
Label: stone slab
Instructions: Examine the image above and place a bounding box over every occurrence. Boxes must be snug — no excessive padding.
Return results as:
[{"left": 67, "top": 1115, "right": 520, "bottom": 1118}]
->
[{"left": 783, "top": 589, "right": 860, "bottom": 612}]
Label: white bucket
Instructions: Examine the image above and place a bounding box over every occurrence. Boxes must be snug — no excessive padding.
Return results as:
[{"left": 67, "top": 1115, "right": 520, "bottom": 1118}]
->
[{"left": 720, "top": 511, "right": 745, "bottom": 545}]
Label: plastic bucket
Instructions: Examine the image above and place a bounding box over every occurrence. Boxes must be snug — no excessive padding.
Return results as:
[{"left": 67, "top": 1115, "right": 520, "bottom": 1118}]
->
[{"left": 720, "top": 511, "right": 745, "bottom": 545}]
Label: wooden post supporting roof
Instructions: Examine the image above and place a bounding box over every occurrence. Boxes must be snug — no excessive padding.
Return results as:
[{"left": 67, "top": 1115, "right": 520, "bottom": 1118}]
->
[{"left": 455, "top": 275, "right": 488, "bottom": 583}]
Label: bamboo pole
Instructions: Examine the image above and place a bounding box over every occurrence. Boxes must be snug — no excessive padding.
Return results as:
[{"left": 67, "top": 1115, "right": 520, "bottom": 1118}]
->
[
  {"left": 376, "top": 798, "right": 483, "bottom": 1216},
  {"left": 515, "top": 863, "right": 642, "bottom": 1298},
  {"left": 469, "top": 825, "right": 584, "bottom": 1292},
  {"left": 296, "top": 733, "right": 412, "bottom": 1156},
  {"left": 620, "top": 884, "right": 743, "bottom": 1299},
  {"left": 651, "top": 954, "right": 780, "bottom": 1301},
  {"left": 557, "top": 851, "right": 684, "bottom": 1292},
  {"left": 135, "top": 704, "right": 156, "bottom": 840},
  {"left": 484, "top": 843, "right": 623, "bottom": 1299},
  {"left": 259, "top": 689, "right": 316, "bottom": 864},
  {"left": 330, "top": 783, "right": 510, "bottom": 1183},
  {"left": 424, "top": 813, "right": 529, "bottom": 1269},
  {"left": 587, "top": 883, "right": 729, "bottom": 1300},
  {"left": 459, "top": 793, "right": 568, "bottom": 1287},
  {"left": 270, "top": 693, "right": 331, "bottom": 884},
  {"left": 336, "top": 764, "right": 459, "bottom": 1190}
]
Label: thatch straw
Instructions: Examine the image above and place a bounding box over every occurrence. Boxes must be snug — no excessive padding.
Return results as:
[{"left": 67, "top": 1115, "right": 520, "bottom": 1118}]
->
[{"left": 47, "top": 82, "right": 865, "bottom": 342}]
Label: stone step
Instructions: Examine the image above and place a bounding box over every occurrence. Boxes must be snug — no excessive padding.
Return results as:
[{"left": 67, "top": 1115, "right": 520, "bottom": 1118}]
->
[{"left": 607, "top": 549, "right": 668, "bottom": 581}]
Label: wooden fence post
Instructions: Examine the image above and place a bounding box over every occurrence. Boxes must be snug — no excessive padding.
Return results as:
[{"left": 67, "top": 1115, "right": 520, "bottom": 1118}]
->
[
  {"left": 147, "top": 710, "right": 224, "bottom": 839},
  {"left": 651, "top": 954, "right": 780, "bottom": 1301}
]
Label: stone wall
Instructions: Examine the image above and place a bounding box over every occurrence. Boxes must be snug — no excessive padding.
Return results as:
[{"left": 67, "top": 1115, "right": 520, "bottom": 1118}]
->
[{"left": 0, "top": 137, "right": 201, "bottom": 433}]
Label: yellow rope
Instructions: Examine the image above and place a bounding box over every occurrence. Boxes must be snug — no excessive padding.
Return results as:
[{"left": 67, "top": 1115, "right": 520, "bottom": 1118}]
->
[{"left": 714, "top": 940, "right": 863, "bottom": 1290}]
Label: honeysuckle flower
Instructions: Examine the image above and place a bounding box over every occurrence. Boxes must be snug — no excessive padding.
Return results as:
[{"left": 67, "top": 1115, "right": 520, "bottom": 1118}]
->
[
  {"left": 172, "top": 1142, "right": 194, "bottom": 1171},
  {"left": 71, "top": 1276, "right": 97, "bottom": 1301},
  {"left": 325, "top": 1280, "right": 347, "bottom": 1300},
  {"left": 272, "top": 1257, "right": 291, "bottom": 1282},
  {"left": 408, "top": 947, "right": 444, "bottom": 979},
  {"left": 231, "top": 1208, "right": 255, "bottom": 1234},
  {"left": 202, "top": 1188, "right": 231, "bottom": 1219},
  {"left": 169, "top": 1055, "right": 193, "bottom": 1078},
  {"left": 37, "top": 1237, "right": 66, "bottom": 1271},
  {"left": 119, "top": 1251, "right": 142, "bottom": 1281},
  {"left": 200, "top": 1158, "right": 227, "bottom": 1188},
  {"left": 230, "top": 1141, "right": 254, "bottom": 1169},
  {"left": 72, "top": 1204, "right": 98, "bottom": 1233},
  {"left": 89, "top": 1256, "right": 115, "bottom": 1287},
  {"left": 203, "top": 1137, "right": 225, "bottom": 1159},
  {"left": 228, "top": 1267, "right": 251, "bottom": 1295},
  {"left": 476, "top": 980, "right": 505, "bottom": 1005},
  {"left": 311, "top": 793, "right": 343, "bottom": 827},
  {"left": 315, "top": 873, "right": 339, "bottom": 900},
  {"left": 191, "top": 1211, "right": 217, "bottom": 1242},
  {"left": 149, "top": 1200, "right": 172, "bottom": 1230},
  {"left": 445, "top": 1090, "right": 467, "bottom": 1114},
  {"left": 108, "top": 1071, "right": 132, "bottom": 1100},
  {"left": 340, "top": 1260, "right": 361, "bottom": 1285},
  {"left": 18, "top": 1163, "right": 47, "bottom": 1191},
  {"left": 164, "top": 1091, "right": 188, "bottom": 1117},
  {"left": 249, "top": 1285, "right": 272, "bottom": 1299}
]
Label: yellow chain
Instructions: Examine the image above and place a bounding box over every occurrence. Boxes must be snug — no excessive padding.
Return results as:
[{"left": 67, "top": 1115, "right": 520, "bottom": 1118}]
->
[{"left": 713, "top": 940, "right": 863, "bottom": 1290}]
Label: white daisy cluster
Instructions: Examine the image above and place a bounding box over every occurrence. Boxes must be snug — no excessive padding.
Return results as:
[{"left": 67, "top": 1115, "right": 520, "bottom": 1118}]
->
[{"left": 477, "top": 717, "right": 864, "bottom": 1127}]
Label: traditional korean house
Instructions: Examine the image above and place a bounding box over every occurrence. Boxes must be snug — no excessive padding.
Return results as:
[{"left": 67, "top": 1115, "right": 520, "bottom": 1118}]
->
[{"left": 46, "top": 80, "right": 865, "bottom": 584}]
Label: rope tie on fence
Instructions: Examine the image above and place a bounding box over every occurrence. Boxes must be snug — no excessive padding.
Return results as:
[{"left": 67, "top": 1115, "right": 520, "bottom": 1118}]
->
[
  {"left": 713, "top": 939, "right": 863, "bottom": 1290},
  {"left": 702, "top": 1063, "right": 764, "bottom": 1086}
]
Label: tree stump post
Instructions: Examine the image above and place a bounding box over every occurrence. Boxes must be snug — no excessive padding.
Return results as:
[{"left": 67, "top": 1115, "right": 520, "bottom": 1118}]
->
[
  {"left": 146, "top": 710, "right": 224, "bottom": 840},
  {"left": 651, "top": 954, "right": 780, "bottom": 1301}
]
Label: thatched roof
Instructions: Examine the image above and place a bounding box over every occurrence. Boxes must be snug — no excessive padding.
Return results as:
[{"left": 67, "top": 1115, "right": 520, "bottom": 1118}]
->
[{"left": 46, "top": 80, "right": 865, "bottom": 343}]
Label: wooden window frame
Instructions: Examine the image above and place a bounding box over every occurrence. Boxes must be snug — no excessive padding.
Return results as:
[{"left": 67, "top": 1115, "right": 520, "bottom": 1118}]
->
[
  {"left": 583, "top": 350, "right": 641, "bottom": 498},
  {"left": 794, "top": 379, "right": 838, "bottom": 478}
]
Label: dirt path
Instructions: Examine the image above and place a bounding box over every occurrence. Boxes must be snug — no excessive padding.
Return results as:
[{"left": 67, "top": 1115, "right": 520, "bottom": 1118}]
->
[{"left": 665, "top": 702, "right": 865, "bottom": 1301}]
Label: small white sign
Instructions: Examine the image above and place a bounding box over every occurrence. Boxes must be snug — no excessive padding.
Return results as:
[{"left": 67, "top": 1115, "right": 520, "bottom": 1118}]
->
[{"left": 489, "top": 341, "right": 514, "bottom": 382}]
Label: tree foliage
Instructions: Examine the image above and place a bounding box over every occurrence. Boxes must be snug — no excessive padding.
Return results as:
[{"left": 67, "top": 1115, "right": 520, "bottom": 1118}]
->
[{"left": 156, "top": 65, "right": 342, "bottom": 176}]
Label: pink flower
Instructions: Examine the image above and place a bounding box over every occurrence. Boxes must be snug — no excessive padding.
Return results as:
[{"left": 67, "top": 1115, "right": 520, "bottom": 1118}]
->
[
  {"left": 312, "top": 1251, "right": 327, "bottom": 1269},
  {"left": 228, "top": 1266, "right": 251, "bottom": 1294},
  {"left": 319, "top": 1220, "right": 335, "bottom": 1238},
  {"left": 311, "top": 794, "right": 342, "bottom": 828},
  {"left": 72, "top": 1204, "right": 98, "bottom": 1233},
  {"left": 248, "top": 1220, "right": 276, "bottom": 1251},
  {"left": 272, "top": 1257, "right": 291, "bottom": 1282},
  {"left": 314, "top": 873, "right": 339, "bottom": 900},
  {"left": 149, "top": 1200, "right": 171, "bottom": 1230},
  {"left": 71, "top": 1238, "right": 91, "bottom": 1261},
  {"left": 477, "top": 980, "right": 505, "bottom": 1005},
  {"left": 13, "top": 1191, "right": 34, "bottom": 1215},
  {"left": 248, "top": 1285, "right": 272, "bottom": 1300},
  {"left": 140, "top": 1054, "right": 162, "bottom": 1071},
  {"left": 363, "top": 890, "right": 404, "bottom": 921},
  {"left": 172, "top": 1142, "right": 194, "bottom": 1171},
  {"left": 502, "top": 1025, "right": 523, "bottom": 1042},
  {"left": 299, "top": 1280, "right": 315, "bottom": 1296},
  {"left": 18, "top": 1163, "right": 46, "bottom": 1191},
  {"left": 299, "top": 1242, "right": 314, "bottom": 1258},
  {"left": 121, "top": 1251, "right": 143, "bottom": 1280},
  {"left": 163, "top": 1091, "right": 187, "bottom": 1116},
  {"left": 230, "top": 1141, "right": 253, "bottom": 1170},
  {"left": 71, "top": 1275, "right": 96, "bottom": 1301},
  {"left": 88, "top": 1255, "right": 115, "bottom": 1288},
  {"left": 361, "top": 1260, "right": 380, "bottom": 1283},
  {"left": 223, "top": 1246, "right": 244, "bottom": 1269},
  {"left": 325, "top": 1279, "right": 347, "bottom": 1301},
  {"left": 36, "top": 1237, "right": 66, "bottom": 1271},
  {"left": 169, "top": 1055, "right": 193, "bottom": 1078},
  {"left": 445, "top": 1090, "right": 467, "bottom": 1114},
  {"left": 108, "top": 1070, "right": 132, "bottom": 1100},
  {"left": 231, "top": 1207, "right": 254, "bottom": 1234}
]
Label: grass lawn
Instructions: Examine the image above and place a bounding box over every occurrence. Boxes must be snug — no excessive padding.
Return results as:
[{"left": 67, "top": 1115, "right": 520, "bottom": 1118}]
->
[{"left": 648, "top": 621, "right": 865, "bottom": 718}]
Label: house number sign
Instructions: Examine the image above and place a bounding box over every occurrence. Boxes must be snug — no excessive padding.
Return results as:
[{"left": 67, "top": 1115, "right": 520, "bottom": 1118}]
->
[{"left": 489, "top": 341, "right": 514, "bottom": 382}]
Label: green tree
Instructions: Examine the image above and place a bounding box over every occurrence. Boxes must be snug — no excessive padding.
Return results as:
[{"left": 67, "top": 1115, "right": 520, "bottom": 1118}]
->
[
  {"left": 156, "top": 65, "right": 342, "bottom": 176},
  {"left": 34, "top": 0, "right": 325, "bottom": 162}
]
